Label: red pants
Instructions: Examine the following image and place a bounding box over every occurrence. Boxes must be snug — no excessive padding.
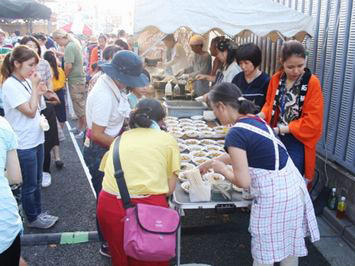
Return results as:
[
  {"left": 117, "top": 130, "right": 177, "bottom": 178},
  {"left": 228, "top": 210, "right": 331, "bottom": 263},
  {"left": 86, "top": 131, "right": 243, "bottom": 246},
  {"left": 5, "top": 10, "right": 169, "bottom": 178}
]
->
[{"left": 97, "top": 190, "right": 170, "bottom": 266}]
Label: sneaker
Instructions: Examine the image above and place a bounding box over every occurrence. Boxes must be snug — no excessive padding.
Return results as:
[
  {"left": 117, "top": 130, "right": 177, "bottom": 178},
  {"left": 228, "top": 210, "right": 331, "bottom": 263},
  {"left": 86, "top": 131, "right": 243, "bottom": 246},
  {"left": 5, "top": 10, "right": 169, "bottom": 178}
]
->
[
  {"left": 38, "top": 212, "right": 59, "bottom": 223},
  {"left": 55, "top": 160, "right": 64, "bottom": 169},
  {"left": 99, "top": 243, "right": 111, "bottom": 258},
  {"left": 75, "top": 131, "right": 84, "bottom": 139},
  {"left": 42, "top": 172, "right": 52, "bottom": 187},
  {"left": 27, "top": 215, "right": 56, "bottom": 229}
]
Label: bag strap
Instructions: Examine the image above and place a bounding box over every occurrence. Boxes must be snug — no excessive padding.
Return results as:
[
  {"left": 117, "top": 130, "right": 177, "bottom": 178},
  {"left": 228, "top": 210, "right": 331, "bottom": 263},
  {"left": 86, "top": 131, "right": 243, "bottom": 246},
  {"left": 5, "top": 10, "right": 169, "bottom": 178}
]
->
[{"left": 112, "top": 137, "right": 134, "bottom": 209}]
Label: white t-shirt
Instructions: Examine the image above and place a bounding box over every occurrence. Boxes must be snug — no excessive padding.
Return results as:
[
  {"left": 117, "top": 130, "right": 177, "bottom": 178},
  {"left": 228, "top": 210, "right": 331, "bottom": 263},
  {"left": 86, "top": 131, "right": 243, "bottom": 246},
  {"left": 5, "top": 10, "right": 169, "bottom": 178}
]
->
[
  {"left": 86, "top": 74, "right": 131, "bottom": 136},
  {"left": 2, "top": 76, "right": 45, "bottom": 149},
  {"left": 223, "top": 61, "right": 242, "bottom": 83}
]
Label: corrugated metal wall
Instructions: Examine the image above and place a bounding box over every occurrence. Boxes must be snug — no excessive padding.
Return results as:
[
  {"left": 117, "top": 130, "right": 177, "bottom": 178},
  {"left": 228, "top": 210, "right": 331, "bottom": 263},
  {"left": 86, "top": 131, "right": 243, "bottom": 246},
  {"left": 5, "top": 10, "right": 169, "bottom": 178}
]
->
[{"left": 235, "top": 0, "right": 355, "bottom": 174}]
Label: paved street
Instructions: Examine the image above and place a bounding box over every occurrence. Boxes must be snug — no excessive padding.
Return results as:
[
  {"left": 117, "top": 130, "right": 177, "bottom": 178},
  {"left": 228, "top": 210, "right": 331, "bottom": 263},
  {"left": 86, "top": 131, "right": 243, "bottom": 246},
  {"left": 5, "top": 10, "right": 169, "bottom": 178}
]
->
[{"left": 21, "top": 125, "right": 330, "bottom": 266}]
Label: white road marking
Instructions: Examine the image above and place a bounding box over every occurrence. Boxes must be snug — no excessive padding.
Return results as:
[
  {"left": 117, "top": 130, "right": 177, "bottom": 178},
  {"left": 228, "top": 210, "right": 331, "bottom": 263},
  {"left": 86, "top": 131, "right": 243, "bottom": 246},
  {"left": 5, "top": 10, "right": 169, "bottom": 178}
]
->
[{"left": 65, "top": 122, "right": 97, "bottom": 198}]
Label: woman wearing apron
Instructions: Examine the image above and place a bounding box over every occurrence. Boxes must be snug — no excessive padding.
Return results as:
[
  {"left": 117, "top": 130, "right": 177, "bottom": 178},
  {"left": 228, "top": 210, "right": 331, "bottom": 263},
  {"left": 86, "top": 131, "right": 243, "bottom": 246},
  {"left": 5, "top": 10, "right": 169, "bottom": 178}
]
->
[{"left": 199, "top": 82, "right": 319, "bottom": 266}]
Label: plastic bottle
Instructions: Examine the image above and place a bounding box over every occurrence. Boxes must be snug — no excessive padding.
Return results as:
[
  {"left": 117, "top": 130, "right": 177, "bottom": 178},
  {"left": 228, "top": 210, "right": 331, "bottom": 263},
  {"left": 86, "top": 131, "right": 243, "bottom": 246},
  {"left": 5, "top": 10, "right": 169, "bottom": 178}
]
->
[
  {"left": 336, "top": 196, "right": 346, "bottom": 219},
  {"left": 173, "top": 83, "right": 180, "bottom": 96},
  {"left": 165, "top": 81, "right": 172, "bottom": 98},
  {"left": 133, "top": 41, "right": 139, "bottom": 54},
  {"left": 327, "top": 188, "right": 337, "bottom": 210}
]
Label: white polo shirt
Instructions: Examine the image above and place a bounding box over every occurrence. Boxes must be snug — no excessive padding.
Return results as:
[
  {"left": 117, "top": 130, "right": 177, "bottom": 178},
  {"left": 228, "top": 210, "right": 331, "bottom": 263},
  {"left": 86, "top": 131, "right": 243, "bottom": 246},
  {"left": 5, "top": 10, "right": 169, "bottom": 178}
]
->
[
  {"left": 86, "top": 74, "right": 131, "bottom": 136},
  {"left": 2, "top": 77, "right": 45, "bottom": 150}
]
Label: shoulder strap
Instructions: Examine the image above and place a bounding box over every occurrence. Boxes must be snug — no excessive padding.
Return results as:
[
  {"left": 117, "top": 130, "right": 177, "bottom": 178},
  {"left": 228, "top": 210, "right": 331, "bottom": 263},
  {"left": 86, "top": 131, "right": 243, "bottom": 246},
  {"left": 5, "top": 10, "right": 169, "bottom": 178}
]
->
[{"left": 112, "top": 137, "right": 134, "bottom": 209}]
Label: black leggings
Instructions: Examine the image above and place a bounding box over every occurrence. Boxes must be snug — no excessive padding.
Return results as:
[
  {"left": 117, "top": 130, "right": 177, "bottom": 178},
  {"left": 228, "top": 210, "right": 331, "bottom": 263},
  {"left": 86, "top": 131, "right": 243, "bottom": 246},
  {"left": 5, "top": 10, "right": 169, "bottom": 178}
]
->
[{"left": 0, "top": 233, "right": 21, "bottom": 266}]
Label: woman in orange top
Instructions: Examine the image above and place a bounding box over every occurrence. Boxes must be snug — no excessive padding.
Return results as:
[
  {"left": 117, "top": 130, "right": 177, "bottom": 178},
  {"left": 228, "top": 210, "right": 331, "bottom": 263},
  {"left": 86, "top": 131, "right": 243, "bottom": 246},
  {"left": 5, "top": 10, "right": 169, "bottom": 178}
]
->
[
  {"left": 89, "top": 34, "right": 107, "bottom": 75},
  {"left": 259, "top": 40, "right": 323, "bottom": 184}
]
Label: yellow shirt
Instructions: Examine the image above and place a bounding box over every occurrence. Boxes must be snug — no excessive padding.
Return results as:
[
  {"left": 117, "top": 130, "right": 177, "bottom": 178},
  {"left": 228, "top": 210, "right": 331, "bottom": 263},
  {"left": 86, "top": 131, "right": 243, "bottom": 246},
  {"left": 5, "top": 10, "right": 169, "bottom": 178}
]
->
[
  {"left": 52, "top": 67, "right": 66, "bottom": 92},
  {"left": 102, "top": 128, "right": 180, "bottom": 195}
]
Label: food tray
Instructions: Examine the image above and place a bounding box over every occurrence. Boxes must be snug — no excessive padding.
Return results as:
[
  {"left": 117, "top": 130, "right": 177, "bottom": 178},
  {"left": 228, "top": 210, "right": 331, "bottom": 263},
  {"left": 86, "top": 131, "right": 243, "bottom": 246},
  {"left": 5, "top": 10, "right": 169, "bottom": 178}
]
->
[{"left": 163, "top": 100, "right": 208, "bottom": 118}]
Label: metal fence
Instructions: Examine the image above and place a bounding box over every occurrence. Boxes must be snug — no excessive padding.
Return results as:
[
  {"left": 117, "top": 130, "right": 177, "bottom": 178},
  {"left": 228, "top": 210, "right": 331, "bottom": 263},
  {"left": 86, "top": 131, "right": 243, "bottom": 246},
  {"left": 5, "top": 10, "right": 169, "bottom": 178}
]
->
[{"left": 235, "top": 0, "right": 355, "bottom": 174}]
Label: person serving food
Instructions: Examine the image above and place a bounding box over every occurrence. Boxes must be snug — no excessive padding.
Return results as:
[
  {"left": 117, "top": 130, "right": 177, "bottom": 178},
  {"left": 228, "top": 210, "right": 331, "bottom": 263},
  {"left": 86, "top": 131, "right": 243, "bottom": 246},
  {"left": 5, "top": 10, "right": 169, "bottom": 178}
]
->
[{"left": 199, "top": 82, "right": 319, "bottom": 266}]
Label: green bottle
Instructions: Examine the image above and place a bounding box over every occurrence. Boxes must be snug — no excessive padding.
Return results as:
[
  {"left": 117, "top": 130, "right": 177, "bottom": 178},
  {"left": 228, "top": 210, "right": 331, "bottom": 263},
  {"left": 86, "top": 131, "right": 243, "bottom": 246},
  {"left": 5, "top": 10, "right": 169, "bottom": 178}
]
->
[{"left": 327, "top": 188, "right": 337, "bottom": 210}]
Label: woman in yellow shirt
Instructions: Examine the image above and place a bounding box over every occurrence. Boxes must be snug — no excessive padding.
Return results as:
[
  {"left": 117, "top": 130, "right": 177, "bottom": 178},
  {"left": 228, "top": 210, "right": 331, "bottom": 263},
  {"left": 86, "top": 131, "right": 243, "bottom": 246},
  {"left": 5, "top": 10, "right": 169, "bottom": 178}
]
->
[
  {"left": 43, "top": 51, "right": 66, "bottom": 169},
  {"left": 97, "top": 99, "right": 180, "bottom": 266}
]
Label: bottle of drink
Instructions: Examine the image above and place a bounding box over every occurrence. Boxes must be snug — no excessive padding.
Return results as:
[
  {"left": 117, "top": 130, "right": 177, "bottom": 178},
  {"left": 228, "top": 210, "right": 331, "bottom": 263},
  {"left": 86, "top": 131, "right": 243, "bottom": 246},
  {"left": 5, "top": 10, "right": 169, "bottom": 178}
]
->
[
  {"left": 133, "top": 42, "right": 139, "bottom": 54},
  {"left": 336, "top": 196, "right": 346, "bottom": 219},
  {"left": 173, "top": 83, "right": 180, "bottom": 97},
  {"left": 165, "top": 81, "right": 172, "bottom": 98},
  {"left": 327, "top": 188, "right": 337, "bottom": 210}
]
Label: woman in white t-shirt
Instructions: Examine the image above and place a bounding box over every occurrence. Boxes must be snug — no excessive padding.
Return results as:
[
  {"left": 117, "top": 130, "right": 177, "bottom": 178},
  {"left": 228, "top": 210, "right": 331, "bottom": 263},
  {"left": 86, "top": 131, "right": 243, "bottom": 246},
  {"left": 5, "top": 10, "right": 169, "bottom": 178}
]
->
[{"left": 1, "top": 45, "right": 58, "bottom": 229}]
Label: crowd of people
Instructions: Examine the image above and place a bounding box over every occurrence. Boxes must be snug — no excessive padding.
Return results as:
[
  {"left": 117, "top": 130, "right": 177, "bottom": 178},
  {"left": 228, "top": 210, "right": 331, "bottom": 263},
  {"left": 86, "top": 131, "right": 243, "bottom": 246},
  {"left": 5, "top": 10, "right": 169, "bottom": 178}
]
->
[{"left": 0, "top": 27, "right": 324, "bottom": 266}]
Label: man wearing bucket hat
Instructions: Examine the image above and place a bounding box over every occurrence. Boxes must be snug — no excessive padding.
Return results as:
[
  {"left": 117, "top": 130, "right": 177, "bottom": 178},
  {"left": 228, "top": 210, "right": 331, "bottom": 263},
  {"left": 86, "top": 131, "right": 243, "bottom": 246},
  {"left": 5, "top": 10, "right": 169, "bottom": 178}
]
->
[
  {"left": 84, "top": 50, "right": 149, "bottom": 257},
  {"left": 179, "top": 34, "right": 211, "bottom": 96}
]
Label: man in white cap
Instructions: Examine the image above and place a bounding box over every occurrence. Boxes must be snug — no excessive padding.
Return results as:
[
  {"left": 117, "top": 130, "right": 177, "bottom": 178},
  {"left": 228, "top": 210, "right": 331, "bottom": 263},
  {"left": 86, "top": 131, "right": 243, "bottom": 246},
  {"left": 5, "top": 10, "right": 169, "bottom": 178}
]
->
[{"left": 181, "top": 34, "right": 211, "bottom": 96}]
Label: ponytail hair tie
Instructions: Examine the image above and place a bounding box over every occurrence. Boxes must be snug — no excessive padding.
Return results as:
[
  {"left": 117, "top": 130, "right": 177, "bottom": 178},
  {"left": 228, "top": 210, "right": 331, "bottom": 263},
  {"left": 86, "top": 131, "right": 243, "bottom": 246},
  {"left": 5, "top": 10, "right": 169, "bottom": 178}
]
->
[{"left": 238, "top": 97, "right": 246, "bottom": 101}]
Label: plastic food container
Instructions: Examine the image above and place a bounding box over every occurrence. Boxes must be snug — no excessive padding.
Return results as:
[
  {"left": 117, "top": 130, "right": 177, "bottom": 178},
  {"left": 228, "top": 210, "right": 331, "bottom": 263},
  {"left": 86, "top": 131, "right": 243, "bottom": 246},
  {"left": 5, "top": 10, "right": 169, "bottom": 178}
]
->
[{"left": 164, "top": 100, "right": 208, "bottom": 118}]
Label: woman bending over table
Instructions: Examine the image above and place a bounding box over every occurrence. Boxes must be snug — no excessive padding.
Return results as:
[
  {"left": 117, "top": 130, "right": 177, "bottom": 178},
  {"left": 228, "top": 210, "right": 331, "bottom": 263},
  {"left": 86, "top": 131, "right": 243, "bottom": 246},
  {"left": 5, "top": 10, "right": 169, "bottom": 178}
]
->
[{"left": 199, "top": 82, "right": 319, "bottom": 266}]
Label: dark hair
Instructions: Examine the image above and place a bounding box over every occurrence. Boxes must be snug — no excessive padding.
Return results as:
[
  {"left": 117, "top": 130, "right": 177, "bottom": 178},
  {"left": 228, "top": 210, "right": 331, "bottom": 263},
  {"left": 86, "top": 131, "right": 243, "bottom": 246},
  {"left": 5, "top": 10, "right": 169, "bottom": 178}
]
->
[
  {"left": 162, "top": 34, "right": 175, "bottom": 42},
  {"left": 98, "top": 34, "right": 107, "bottom": 42},
  {"left": 129, "top": 99, "right": 165, "bottom": 129},
  {"left": 216, "top": 39, "right": 238, "bottom": 67},
  {"left": 102, "top": 45, "right": 122, "bottom": 61},
  {"left": 19, "top": 35, "right": 41, "bottom": 56},
  {"left": 33, "top": 33, "right": 47, "bottom": 42},
  {"left": 43, "top": 50, "right": 59, "bottom": 79},
  {"left": 1, "top": 45, "right": 39, "bottom": 80},
  {"left": 280, "top": 40, "right": 306, "bottom": 62},
  {"left": 211, "top": 36, "right": 225, "bottom": 46},
  {"left": 236, "top": 43, "right": 262, "bottom": 67},
  {"left": 208, "top": 82, "right": 258, "bottom": 114},
  {"left": 114, "top": 39, "right": 129, "bottom": 50},
  {"left": 118, "top": 30, "right": 126, "bottom": 37}
]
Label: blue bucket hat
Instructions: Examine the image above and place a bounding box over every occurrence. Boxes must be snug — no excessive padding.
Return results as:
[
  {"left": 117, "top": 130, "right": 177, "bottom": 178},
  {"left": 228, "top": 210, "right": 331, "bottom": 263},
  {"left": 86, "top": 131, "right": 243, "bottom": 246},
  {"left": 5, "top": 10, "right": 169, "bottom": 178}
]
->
[{"left": 99, "top": 50, "right": 149, "bottom": 88}]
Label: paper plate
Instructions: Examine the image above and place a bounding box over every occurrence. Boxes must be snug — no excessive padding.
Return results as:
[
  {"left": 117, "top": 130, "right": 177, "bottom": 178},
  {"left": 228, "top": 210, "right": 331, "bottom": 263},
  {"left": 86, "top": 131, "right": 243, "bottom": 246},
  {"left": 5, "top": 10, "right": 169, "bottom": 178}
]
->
[{"left": 191, "top": 115, "right": 203, "bottom": 120}]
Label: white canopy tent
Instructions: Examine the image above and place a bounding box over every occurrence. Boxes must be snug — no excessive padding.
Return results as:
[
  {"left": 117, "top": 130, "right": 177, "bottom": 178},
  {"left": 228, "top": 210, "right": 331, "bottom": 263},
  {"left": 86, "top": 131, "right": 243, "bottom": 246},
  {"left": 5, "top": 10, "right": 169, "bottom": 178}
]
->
[{"left": 133, "top": 0, "right": 314, "bottom": 42}]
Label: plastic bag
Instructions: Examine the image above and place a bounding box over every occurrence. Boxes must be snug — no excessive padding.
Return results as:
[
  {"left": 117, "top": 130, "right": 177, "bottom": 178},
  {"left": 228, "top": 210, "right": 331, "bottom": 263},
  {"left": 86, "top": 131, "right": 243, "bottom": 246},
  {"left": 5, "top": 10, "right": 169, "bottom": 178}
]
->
[
  {"left": 189, "top": 180, "right": 211, "bottom": 202},
  {"left": 65, "top": 83, "right": 78, "bottom": 120}
]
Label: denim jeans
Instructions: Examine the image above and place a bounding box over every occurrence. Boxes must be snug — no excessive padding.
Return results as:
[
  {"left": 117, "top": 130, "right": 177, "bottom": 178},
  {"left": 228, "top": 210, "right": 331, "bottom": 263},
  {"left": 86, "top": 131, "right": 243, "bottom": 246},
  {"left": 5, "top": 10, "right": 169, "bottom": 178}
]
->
[
  {"left": 83, "top": 141, "right": 108, "bottom": 242},
  {"left": 279, "top": 134, "right": 305, "bottom": 176},
  {"left": 17, "top": 144, "right": 44, "bottom": 223}
]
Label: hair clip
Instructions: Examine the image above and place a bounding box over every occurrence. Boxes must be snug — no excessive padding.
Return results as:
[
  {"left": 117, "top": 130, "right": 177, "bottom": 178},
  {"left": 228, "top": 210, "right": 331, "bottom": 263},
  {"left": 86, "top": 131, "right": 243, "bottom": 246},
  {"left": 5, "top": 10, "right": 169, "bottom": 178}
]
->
[{"left": 238, "top": 97, "right": 246, "bottom": 101}]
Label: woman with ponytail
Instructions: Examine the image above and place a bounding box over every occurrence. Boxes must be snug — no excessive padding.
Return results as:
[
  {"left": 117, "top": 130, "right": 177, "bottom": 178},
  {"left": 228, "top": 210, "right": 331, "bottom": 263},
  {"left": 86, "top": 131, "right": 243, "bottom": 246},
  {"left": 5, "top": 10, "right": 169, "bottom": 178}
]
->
[
  {"left": 199, "top": 82, "right": 319, "bottom": 266},
  {"left": 97, "top": 98, "right": 180, "bottom": 266},
  {"left": 1, "top": 45, "right": 58, "bottom": 229},
  {"left": 196, "top": 38, "right": 241, "bottom": 84}
]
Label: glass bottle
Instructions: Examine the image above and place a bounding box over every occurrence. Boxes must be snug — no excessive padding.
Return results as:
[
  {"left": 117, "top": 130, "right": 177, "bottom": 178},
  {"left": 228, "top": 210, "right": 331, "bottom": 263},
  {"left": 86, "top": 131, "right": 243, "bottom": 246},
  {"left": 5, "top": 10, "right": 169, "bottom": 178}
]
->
[
  {"left": 336, "top": 196, "right": 346, "bottom": 219},
  {"left": 327, "top": 188, "right": 337, "bottom": 210}
]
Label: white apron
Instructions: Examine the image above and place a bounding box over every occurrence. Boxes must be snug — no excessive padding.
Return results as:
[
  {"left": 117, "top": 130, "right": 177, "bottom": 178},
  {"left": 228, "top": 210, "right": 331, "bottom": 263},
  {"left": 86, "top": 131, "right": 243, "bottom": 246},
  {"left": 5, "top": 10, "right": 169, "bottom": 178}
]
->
[{"left": 233, "top": 121, "right": 320, "bottom": 265}]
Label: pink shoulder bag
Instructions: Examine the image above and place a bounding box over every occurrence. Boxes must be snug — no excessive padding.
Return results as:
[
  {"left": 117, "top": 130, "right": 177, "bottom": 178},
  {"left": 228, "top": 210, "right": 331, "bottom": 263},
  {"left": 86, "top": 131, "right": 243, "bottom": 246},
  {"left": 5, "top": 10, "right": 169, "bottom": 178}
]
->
[{"left": 112, "top": 137, "right": 180, "bottom": 262}]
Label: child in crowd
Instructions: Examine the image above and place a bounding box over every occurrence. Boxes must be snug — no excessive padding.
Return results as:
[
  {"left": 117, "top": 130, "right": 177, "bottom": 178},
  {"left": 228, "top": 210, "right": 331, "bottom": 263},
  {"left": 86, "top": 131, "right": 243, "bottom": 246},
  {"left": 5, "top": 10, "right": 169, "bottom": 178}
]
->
[
  {"left": 127, "top": 69, "right": 151, "bottom": 109},
  {"left": 127, "top": 86, "right": 148, "bottom": 109}
]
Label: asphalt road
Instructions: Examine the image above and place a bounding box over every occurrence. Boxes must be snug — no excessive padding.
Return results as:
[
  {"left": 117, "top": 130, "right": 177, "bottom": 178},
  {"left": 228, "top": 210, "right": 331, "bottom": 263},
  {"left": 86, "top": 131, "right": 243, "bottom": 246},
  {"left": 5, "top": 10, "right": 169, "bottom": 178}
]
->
[{"left": 21, "top": 125, "right": 330, "bottom": 266}]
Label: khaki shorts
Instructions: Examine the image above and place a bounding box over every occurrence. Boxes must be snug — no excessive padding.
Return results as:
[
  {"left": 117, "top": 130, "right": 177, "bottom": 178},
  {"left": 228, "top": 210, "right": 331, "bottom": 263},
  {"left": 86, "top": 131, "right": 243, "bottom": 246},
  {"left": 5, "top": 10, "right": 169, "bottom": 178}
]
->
[{"left": 68, "top": 82, "right": 87, "bottom": 118}]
